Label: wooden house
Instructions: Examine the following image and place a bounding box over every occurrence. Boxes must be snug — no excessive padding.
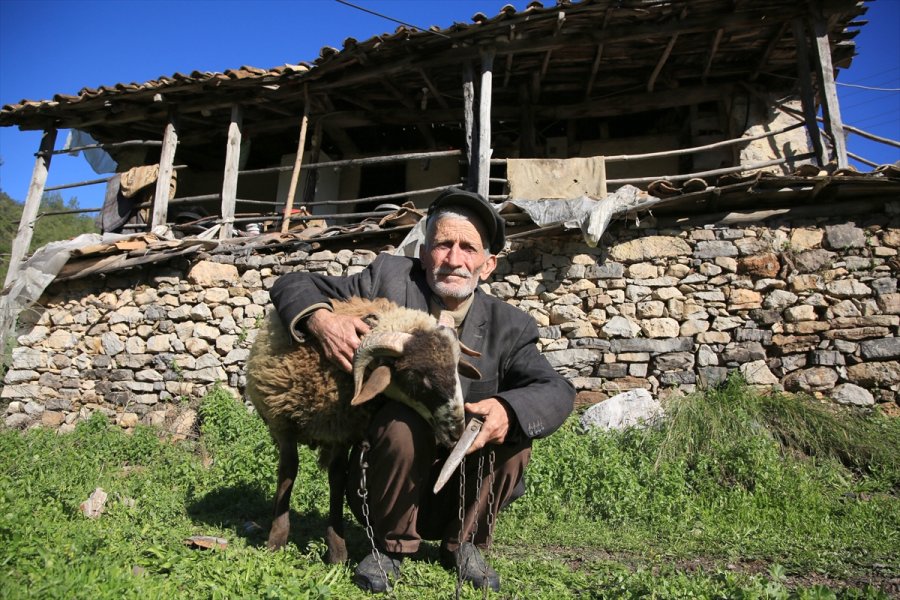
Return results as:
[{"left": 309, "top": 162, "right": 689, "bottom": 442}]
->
[{"left": 0, "top": 0, "right": 887, "bottom": 284}]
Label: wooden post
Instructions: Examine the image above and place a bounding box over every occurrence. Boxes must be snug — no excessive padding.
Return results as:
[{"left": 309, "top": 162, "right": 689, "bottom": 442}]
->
[
  {"left": 810, "top": 15, "right": 848, "bottom": 168},
  {"left": 219, "top": 104, "right": 243, "bottom": 240},
  {"left": 477, "top": 48, "right": 495, "bottom": 199},
  {"left": 152, "top": 113, "right": 178, "bottom": 230},
  {"left": 462, "top": 62, "right": 477, "bottom": 192},
  {"left": 4, "top": 128, "right": 57, "bottom": 288},
  {"left": 282, "top": 86, "right": 310, "bottom": 233},
  {"left": 791, "top": 19, "right": 826, "bottom": 167}
]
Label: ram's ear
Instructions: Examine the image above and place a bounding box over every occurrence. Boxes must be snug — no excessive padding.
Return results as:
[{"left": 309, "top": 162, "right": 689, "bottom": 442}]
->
[
  {"left": 457, "top": 359, "right": 481, "bottom": 380},
  {"left": 350, "top": 365, "right": 392, "bottom": 405}
]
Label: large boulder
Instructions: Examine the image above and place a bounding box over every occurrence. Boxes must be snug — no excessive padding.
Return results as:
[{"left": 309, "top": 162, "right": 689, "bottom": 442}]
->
[{"left": 580, "top": 388, "right": 663, "bottom": 432}]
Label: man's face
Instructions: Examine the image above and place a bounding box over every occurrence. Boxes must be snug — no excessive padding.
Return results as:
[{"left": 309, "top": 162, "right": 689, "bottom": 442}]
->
[{"left": 420, "top": 216, "right": 497, "bottom": 304}]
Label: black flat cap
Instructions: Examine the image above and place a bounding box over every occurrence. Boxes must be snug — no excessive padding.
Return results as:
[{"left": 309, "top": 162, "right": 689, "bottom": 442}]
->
[{"left": 426, "top": 189, "right": 506, "bottom": 254}]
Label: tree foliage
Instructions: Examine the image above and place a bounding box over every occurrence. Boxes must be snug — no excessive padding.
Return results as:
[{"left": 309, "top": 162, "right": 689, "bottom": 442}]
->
[{"left": 0, "top": 189, "right": 98, "bottom": 284}]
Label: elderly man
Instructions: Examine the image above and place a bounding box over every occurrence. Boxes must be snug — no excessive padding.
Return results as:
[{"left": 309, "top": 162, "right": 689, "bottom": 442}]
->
[{"left": 270, "top": 189, "right": 574, "bottom": 593}]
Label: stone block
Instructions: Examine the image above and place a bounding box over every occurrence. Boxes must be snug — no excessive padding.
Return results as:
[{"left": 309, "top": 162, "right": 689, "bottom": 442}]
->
[{"left": 738, "top": 253, "right": 780, "bottom": 278}]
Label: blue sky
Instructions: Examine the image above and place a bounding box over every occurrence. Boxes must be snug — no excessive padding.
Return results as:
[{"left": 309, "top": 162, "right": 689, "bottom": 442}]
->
[{"left": 1, "top": 0, "right": 898, "bottom": 211}]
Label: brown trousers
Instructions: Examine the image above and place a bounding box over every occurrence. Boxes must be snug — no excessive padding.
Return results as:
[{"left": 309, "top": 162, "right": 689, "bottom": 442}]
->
[{"left": 347, "top": 401, "right": 532, "bottom": 555}]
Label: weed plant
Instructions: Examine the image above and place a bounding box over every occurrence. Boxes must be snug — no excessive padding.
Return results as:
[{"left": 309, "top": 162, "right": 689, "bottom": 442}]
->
[{"left": 0, "top": 382, "right": 896, "bottom": 598}]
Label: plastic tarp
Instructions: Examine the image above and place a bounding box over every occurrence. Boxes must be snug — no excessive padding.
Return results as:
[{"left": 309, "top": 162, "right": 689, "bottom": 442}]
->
[
  {"left": 392, "top": 184, "right": 653, "bottom": 256},
  {"left": 0, "top": 230, "right": 168, "bottom": 359},
  {"left": 63, "top": 130, "right": 117, "bottom": 174}
]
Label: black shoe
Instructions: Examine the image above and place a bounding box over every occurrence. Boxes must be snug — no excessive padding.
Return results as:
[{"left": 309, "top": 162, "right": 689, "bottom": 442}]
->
[
  {"left": 440, "top": 542, "right": 500, "bottom": 592},
  {"left": 353, "top": 550, "right": 403, "bottom": 593}
]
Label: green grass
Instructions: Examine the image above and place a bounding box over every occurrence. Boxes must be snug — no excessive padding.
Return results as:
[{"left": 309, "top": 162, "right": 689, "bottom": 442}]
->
[{"left": 1, "top": 382, "right": 897, "bottom": 598}]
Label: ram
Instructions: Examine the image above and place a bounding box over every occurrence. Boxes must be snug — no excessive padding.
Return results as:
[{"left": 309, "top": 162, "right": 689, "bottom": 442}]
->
[{"left": 245, "top": 297, "right": 480, "bottom": 563}]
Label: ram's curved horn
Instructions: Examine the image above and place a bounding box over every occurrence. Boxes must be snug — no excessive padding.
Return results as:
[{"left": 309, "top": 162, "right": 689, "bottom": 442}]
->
[
  {"left": 352, "top": 332, "right": 413, "bottom": 399},
  {"left": 437, "top": 312, "right": 455, "bottom": 329}
]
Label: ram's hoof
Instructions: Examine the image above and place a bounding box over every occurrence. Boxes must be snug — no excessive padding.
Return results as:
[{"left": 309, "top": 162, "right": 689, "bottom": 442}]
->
[{"left": 325, "top": 525, "right": 348, "bottom": 563}]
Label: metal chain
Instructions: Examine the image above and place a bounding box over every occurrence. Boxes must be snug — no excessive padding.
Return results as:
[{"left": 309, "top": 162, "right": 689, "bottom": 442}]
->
[
  {"left": 485, "top": 449, "right": 497, "bottom": 548},
  {"left": 357, "top": 441, "right": 392, "bottom": 592},
  {"left": 454, "top": 454, "right": 467, "bottom": 599}
]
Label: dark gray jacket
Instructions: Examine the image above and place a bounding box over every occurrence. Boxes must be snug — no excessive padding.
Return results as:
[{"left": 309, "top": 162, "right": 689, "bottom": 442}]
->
[{"left": 270, "top": 253, "right": 575, "bottom": 440}]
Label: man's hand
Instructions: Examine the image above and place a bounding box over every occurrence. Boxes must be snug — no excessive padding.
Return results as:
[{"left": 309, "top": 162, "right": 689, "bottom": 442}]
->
[
  {"left": 464, "top": 397, "right": 513, "bottom": 454},
  {"left": 306, "top": 309, "right": 371, "bottom": 373}
]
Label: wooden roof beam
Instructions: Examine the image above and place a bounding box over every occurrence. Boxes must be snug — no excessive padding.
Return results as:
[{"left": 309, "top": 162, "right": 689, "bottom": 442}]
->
[
  {"left": 647, "top": 33, "right": 679, "bottom": 92},
  {"left": 539, "top": 11, "right": 566, "bottom": 82},
  {"left": 419, "top": 68, "right": 449, "bottom": 110},
  {"left": 585, "top": 43, "right": 604, "bottom": 99},
  {"left": 702, "top": 28, "right": 724, "bottom": 84},
  {"left": 750, "top": 22, "right": 790, "bottom": 81},
  {"left": 502, "top": 25, "right": 516, "bottom": 88}
]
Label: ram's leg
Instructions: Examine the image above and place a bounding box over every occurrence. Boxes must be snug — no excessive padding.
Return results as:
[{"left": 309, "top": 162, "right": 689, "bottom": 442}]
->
[
  {"left": 325, "top": 448, "right": 349, "bottom": 563},
  {"left": 268, "top": 433, "right": 299, "bottom": 550}
]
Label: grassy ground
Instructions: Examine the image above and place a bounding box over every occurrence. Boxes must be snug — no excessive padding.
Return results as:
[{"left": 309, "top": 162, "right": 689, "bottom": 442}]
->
[{"left": 1, "top": 380, "right": 897, "bottom": 599}]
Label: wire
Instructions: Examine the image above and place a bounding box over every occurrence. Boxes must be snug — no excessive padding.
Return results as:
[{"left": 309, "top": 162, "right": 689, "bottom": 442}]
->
[
  {"left": 334, "top": 0, "right": 451, "bottom": 39},
  {"left": 837, "top": 82, "right": 900, "bottom": 92}
]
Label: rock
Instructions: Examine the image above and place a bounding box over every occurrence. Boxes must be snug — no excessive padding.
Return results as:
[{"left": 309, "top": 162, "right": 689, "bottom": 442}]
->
[
  {"left": 579, "top": 388, "right": 662, "bottom": 432},
  {"left": 764, "top": 290, "right": 799, "bottom": 310},
  {"left": 172, "top": 409, "right": 198, "bottom": 441},
  {"left": 80, "top": 488, "right": 108, "bottom": 518},
  {"left": 544, "top": 349, "right": 603, "bottom": 369},
  {"left": 697, "top": 345, "right": 718, "bottom": 367},
  {"left": 739, "top": 360, "right": 779, "bottom": 385},
  {"left": 859, "top": 337, "right": 900, "bottom": 360},
  {"left": 831, "top": 383, "right": 875, "bottom": 407},
  {"left": 610, "top": 338, "right": 693, "bottom": 354},
  {"left": 738, "top": 253, "right": 780, "bottom": 278},
  {"left": 825, "top": 224, "right": 865, "bottom": 249},
  {"left": 601, "top": 316, "right": 639, "bottom": 338},
  {"left": 808, "top": 350, "right": 845, "bottom": 366},
  {"left": 5, "top": 413, "right": 30, "bottom": 429},
  {"left": 876, "top": 293, "right": 900, "bottom": 314},
  {"left": 794, "top": 249, "right": 836, "bottom": 273},
  {"left": 654, "top": 352, "right": 695, "bottom": 371},
  {"left": 784, "top": 305, "right": 817, "bottom": 322},
  {"left": 610, "top": 237, "right": 691, "bottom": 262},
  {"left": 188, "top": 261, "right": 239, "bottom": 286},
  {"left": 825, "top": 280, "right": 872, "bottom": 298},
  {"left": 41, "top": 411, "right": 66, "bottom": 427},
  {"left": 118, "top": 413, "right": 140, "bottom": 428},
  {"left": 680, "top": 319, "right": 710, "bottom": 336},
  {"left": 847, "top": 361, "right": 900, "bottom": 388},
  {"left": 641, "top": 318, "right": 680, "bottom": 338},
  {"left": 694, "top": 241, "right": 738, "bottom": 259},
  {"left": 791, "top": 274, "right": 824, "bottom": 292},
  {"left": 783, "top": 367, "right": 838, "bottom": 392},
  {"left": 790, "top": 229, "right": 823, "bottom": 251}
]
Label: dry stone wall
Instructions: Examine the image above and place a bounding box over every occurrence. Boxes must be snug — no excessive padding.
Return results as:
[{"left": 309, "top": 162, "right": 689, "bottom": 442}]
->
[{"left": 3, "top": 208, "right": 899, "bottom": 432}]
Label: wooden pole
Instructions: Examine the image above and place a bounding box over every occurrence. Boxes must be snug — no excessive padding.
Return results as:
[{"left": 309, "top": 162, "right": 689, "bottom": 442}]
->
[
  {"left": 219, "top": 104, "right": 243, "bottom": 240},
  {"left": 152, "top": 113, "right": 178, "bottom": 230},
  {"left": 281, "top": 86, "right": 310, "bottom": 233},
  {"left": 791, "top": 19, "right": 826, "bottom": 167},
  {"left": 463, "top": 61, "right": 477, "bottom": 192},
  {"left": 810, "top": 14, "right": 848, "bottom": 168},
  {"left": 4, "top": 128, "right": 57, "bottom": 288},
  {"left": 477, "top": 48, "right": 495, "bottom": 199}
]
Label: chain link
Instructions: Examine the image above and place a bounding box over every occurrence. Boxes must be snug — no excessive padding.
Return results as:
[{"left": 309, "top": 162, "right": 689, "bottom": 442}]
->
[
  {"left": 454, "top": 454, "right": 467, "bottom": 599},
  {"left": 357, "top": 441, "right": 392, "bottom": 592}
]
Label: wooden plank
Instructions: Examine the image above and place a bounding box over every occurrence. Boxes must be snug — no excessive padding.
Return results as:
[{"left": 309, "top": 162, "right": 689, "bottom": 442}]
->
[
  {"left": 419, "top": 69, "right": 449, "bottom": 110},
  {"left": 502, "top": 25, "right": 516, "bottom": 88},
  {"left": 647, "top": 33, "right": 679, "bottom": 92},
  {"left": 585, "top": 43, "right": 604, "bottom": 99},
  {"left": 702, "top": 28, "right": 724, "bottom": 84},
  {"left": 281, "top": 88, "right": 310, "bottom": 233},
  {"left": 4, "top": 128, "right": 57, "bottom": 288},
  {"left": 463, "top": 62, "right": 477, "bottom": 192},
  {"left": 810, "top": 15, "right": 848, "bottom": 168},
  {"left": 791, "top": 19, "right": 826, "bottom": 167},
  {"left": 151, "top": 113, "right": 178, "bottom": 230},
  {"left": 219, "top": 104, "right": 242, "bottom": 240},
  {"left": 751, "top": 22, "right": 789, "bottom": 81},
  {"left": 477, "top": 48, "right": 495, "bottom": 199}
]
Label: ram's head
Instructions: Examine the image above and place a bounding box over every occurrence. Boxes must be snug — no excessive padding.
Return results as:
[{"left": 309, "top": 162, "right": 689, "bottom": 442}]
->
[{"left": 350, "top": 317, "right": 480, "bottom": 448}]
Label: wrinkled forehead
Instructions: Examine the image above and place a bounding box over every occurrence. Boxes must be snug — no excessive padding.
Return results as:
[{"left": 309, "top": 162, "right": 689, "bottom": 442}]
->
[{"left": 426, "top": 207, "right": 490, "bottom": 250}]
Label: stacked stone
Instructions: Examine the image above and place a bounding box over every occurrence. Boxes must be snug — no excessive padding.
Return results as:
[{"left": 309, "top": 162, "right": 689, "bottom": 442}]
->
[{"left": 3, "top": 212, "right": 899, "bottom": 432}]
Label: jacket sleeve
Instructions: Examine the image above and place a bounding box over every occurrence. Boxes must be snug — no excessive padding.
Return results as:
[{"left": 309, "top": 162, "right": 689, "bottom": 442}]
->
[
  {"left": 494, "top": 316, "right": 575, "bottom": 440},
  {"left": 269, "top": 255, "right": 384, "bottom": 341}
]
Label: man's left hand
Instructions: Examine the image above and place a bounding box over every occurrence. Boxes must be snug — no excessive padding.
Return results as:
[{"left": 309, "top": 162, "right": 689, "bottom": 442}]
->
[{"left": 464, "top": 398, "right": 512, "bottom": 454}]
